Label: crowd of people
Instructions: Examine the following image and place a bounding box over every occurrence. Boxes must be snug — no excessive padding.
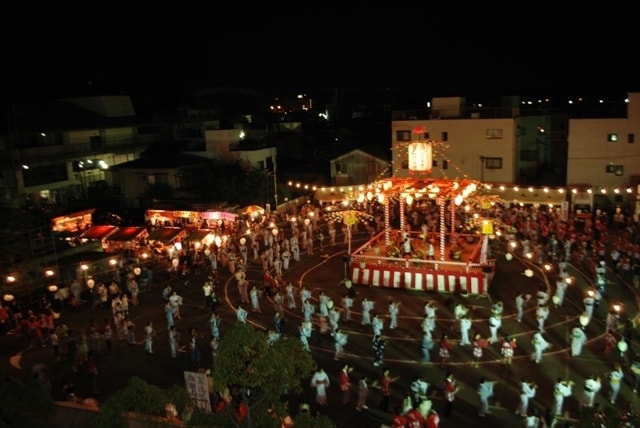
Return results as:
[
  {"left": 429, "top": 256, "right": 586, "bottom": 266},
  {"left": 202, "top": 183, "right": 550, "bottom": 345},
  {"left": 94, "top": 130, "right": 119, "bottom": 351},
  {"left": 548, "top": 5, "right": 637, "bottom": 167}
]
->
[{"left": 3, "top": 198, "right": 640, "bottom": 427}]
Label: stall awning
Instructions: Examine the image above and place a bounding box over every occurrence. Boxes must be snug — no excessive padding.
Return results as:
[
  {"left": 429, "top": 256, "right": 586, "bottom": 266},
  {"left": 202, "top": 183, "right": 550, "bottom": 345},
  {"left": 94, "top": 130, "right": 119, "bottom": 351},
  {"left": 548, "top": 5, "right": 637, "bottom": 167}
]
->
[
  {"left": 80, "top": 225, "right": 118, "bottom": 241},
  {"left": 147, "top": 227, "right": 185, "bottom": 243},
  {"left": 106, "top": 226, "right": 148, "bottom": 242},
  {"left": 186, "top": 229, "right": 213, "bottom": 242}
]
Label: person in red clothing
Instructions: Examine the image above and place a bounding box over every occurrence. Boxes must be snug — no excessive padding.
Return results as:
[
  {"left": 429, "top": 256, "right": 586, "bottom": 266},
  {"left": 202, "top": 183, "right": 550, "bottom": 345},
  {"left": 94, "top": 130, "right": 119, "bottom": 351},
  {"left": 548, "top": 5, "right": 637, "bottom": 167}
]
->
[
  {"left": 406, "top": 407, "right": 425, "bottom": 428},
  {"left": 391, "top": 407, "right": 408, "bottom": 428},
  {"left": 425, "top": 408, "right": 440, "bottom": 427},
  {"left": 378, "top": 367, "right": 392, "bottom": 412},
  {"left": 442, "top": 372, "right": 458, "bottom": 418},
  {"left": 339, "top": 363, "right": 353, "bottom": 405},
  {"left": 438, "top": 334, "right": 454, "bottom": 365}
]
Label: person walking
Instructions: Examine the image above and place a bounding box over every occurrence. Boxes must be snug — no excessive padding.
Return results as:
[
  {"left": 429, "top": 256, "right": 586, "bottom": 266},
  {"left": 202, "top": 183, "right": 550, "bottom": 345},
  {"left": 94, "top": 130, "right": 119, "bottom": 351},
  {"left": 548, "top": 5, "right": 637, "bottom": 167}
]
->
[
  {"left": 421, "top": 330, "right": 434, "bottom": 363},
  {"left": 144, "top": 320, "right": 154, "bottom": 354},
  {"left": 515, "top": 292, "right": 530, "bottom": 323},
  {"left": 361, "top": 297, "right": 374, "bottom": 325},
  {"left": 372, "top": 312, "right": 384, "bottom": 337},
  {"left": 472, "top": 333, "right": 489, "bottom": 368},
  {"left": 388, "top": 300, "right": 400, "bottom": 330},
  {"left": 310, "top": 367, "right": 330, "bottom": 406},
  {"left": 339, "top": 364, "right": 353, "bottom": 406},
  {"left": 553, "top": 377, "right": 574, "bottom": 417},
  {"left": 236, "top": 305, "right": 248, "bottom": 324},
  {"left": 202, "top": 279, "right": 213, "bottom": 308},
  {"left": 372, "top": 335, "right": 385, "bottom": 366},
  {"left": 299, "top": 320, "right": 313, "bottom": 352},
  {"left": 581, "top": 374, "right": 602, "bottom": 408},
  {"left": 488, "top": 312, "right": 501, "bottom": 344},
  {"left": 342, "top": 293, "right": 354, "bottom": 322},
  {"left": 516, "top": 378, "right": 537, "bottom": 417},
  {"left": 168, "top": 325, "right": 178, "bottom": 358},
  {"left": 438, "top": 334, "right": 453, "bottom": 365},
  {"left": 608, "top": 363, "right": 624, "bottom": 404},
  {"left": 355, "top": 375, "right": 369, "bottom": 411},
  {"left": 535, "top": 303, "right": 550, "bottom": 332},
  {"left": 442, "top": 372, "right": 459, "bottom": 418},
  {"left": 210, "top": 312, "right": 221, "bottom": 340},
  {"left": 334, "top": 328, "right": 348, "bottom": 360},
  {"left": 531, "top": 331, "right": 550, "bottom": 364},
  {"left": 249, "top": 285, "right": 262, "bottom": 314},
  {"left": 500, "top": 335, "right": 517, "bottom": 366},
  {"left": 570, "top": 324, "right": 588, "bottom": 357},
  {"left": 477, "top": 377, "right": 496, "bottom": 417},
  {"left": 378, "top": 367, "right": 393, "bottom": 412},
  {"left": 285, "top": 282, "right": 296, "bottom": 309},
  {"left": 459, "top": 315, "right": 472, "bottom": 346}
]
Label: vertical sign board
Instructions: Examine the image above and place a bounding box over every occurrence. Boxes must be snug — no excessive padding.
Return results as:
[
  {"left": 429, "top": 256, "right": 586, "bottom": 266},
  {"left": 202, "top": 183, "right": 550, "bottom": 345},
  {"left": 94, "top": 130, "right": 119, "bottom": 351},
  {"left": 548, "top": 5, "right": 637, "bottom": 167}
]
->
[{"left": 184, "top": 371, "right": 212, "bottom": 412}]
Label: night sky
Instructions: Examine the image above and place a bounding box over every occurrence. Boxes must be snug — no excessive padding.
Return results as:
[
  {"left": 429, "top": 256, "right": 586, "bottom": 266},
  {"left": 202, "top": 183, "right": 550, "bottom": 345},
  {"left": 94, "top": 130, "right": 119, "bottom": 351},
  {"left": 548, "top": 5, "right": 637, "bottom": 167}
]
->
[{"left": 3, "top": 4, "right": 638, "bottom": 104}]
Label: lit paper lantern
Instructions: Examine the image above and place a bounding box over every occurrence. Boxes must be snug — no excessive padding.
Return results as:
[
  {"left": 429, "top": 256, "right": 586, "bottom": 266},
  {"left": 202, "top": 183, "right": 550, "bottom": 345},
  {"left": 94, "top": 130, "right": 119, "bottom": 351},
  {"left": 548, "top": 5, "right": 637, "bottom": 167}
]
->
[
  {"left": 408, "top": 141, "right": 432, "bottom": 173},
  {"left": 172, "top": 257, "right": 180, "bottom": 268},
  {"left": 552, "top": 295, "right": 560, "bottom": 305},
  {"left": 87, "top": 277, "right": 95, "bottom": 289},
  {"left": 505, "top": 253, "right": 513, "bottom": 261},
  {"left": 134, "top": 267, "right": 141, "bottom": 276},
  {"left": 239, "top": 237, "right": 246, "bottom": 246},
  {"left": 579, "top": 313, "right": 590, "bottom": 327},
  {"left": 618, "top": 338, "right": 628, "bottom": 354},
  {"left": 523, "top": 269, "right": 534, "bottom": 277}
]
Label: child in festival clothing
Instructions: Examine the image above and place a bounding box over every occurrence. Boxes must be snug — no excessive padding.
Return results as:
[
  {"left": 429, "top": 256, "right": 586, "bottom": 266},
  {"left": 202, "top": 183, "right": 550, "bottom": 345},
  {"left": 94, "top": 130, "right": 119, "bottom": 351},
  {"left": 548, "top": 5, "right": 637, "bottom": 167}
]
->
[
  {"left": 472, "top": 333, "right": 489, "bottom": 368},
  {"left": 500, "top": 335, "right": 518, "bottom": 365},
  {"left": 438, "top": 334, "right": 454, "bottom": 364}
]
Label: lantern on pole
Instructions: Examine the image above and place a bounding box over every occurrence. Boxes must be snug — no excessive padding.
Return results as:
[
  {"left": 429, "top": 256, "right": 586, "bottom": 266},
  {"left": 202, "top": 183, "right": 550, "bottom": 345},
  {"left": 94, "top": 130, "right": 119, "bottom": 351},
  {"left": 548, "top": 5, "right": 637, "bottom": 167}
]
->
[{"left": 408, "top": 126, "right": 432, "bottom": 174}]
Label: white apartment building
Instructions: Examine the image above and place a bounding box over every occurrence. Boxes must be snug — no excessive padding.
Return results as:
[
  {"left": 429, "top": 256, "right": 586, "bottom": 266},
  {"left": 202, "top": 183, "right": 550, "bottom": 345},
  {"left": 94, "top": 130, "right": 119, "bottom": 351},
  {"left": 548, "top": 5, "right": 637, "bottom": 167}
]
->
[{"left": 391, "top": 93, "right": 640, "bottom": 213}]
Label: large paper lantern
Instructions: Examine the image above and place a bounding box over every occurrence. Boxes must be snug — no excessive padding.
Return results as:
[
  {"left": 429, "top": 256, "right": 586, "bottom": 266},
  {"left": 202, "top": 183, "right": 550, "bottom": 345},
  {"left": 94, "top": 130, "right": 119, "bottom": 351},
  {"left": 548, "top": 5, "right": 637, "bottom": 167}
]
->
[
  {"left": 408, "top": 126, "right": 432, "bottom": 173},
  {"left": 408, "top": 141, "right": 432, "bottom": 172}
]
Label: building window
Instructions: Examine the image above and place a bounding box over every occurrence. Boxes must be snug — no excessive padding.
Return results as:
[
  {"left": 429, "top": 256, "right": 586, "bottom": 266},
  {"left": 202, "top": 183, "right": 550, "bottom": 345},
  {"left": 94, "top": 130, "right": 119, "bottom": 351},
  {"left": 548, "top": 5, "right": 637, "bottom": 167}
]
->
[
  {"left": 629, "top": 133, "right": 635, "bottom": 143},
  {"left": 606, "top": 165, "right": 616, "bottom": 173},
  {"left": 485, "top": 129, "right": 503, "bottom": 139},
  {"left": 432, "top": 159, "right": 438, "bottom": 167},
  {"left": 396, "top": 130, "right": 411, "bottom": 141},
  {"left": 615, "top": 165, "right": 624, "bottom": 176},
  {"left": 442, "top": 160, "right": 448, "bottom": 170},
  {"left": 441, "top": 131, "right": 448, "bottom": 141},
  {"left": 335, "top": 163, "right": 348, "bottom": 174},
  {"left": 485, "top": 157, "right": 502, "bottom": 169},
  {"left": 607, "top": 133, "right": 618, "bottom": 142}
]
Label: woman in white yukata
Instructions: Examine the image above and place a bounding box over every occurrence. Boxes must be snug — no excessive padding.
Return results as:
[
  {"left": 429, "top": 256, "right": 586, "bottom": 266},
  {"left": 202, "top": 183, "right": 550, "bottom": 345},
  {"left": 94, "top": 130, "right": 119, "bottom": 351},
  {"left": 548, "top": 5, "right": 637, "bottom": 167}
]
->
[{"left": 310, "top": 368, "right": 330, "bottom": 406}]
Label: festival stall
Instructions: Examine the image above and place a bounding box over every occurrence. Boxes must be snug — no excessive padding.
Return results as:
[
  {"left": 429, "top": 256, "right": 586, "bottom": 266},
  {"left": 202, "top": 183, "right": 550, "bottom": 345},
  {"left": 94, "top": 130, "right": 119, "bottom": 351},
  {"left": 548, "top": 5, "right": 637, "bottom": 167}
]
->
[
  {"left": 79, "top": 225, "right": 118, "bottom": 246},
  {"left": 103, "top": 226, "right": 148, "bottom": 253},
  {"left": 50, "top": 208, "right": 95, "bottom": 233}
]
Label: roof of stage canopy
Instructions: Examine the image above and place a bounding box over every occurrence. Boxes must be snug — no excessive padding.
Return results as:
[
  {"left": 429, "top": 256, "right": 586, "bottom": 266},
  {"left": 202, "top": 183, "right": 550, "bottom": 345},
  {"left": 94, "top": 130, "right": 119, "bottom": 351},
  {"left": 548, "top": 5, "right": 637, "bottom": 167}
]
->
[{"left": 364, "top": 177, "right": 483, "bottom": 201}]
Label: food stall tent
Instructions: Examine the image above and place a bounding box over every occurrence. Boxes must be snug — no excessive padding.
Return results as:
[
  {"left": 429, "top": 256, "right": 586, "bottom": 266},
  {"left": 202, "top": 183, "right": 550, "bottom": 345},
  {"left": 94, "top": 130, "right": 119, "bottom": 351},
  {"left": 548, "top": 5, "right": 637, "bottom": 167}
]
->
[{"left": 103, "top": 226, "right": 149, "bottom": 253}]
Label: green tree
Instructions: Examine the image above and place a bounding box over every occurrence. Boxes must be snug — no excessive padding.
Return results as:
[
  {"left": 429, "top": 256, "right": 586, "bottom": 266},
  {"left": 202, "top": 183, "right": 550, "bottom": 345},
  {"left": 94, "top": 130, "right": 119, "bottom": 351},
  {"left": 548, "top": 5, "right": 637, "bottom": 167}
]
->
[
  {"left": 0, "top": 375, "right": 56, "bottom": 428},
  {"left": 208, "top": 323, "right": 318, "bottom": 427}
]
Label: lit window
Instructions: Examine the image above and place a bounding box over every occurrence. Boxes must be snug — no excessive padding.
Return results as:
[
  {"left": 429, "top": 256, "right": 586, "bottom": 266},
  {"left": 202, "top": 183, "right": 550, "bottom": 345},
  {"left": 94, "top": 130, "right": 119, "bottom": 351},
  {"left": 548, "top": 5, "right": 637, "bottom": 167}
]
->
[
  {"left": 485, "top": 129, "right": 503, "bottom": 139},
  {"left": 607, "top": 133, "right": 618, "bottom": 142}
]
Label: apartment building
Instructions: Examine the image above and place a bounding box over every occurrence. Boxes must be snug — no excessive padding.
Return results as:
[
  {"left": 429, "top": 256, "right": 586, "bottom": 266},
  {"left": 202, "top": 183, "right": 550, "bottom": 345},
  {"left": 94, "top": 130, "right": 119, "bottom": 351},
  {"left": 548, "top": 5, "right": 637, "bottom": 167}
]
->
[{"left": 391, "top": 93, "right": 640, "bottom": 213}]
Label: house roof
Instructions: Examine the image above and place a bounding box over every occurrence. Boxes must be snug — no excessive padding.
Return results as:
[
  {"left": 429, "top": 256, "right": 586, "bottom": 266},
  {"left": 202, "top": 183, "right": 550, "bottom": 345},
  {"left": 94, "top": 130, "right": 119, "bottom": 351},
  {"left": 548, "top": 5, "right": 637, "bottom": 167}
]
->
[
  {"left": 330, "top": 147, "right": 390, "bottom": 163},
  {"left": 108, "top": 153, "right": 208, "bottom": 170},
  {"left": 147, "top": 227, "right": 185, "bottom": 243},
  {"left": 80, "top": 225, "right": 118, "bottom": 241},
  {"left": 185, "top": 229, "right": 214, "bottom": 242},
  {"left": 105, "top": 226, "right": 148, "bottom": 242}
]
